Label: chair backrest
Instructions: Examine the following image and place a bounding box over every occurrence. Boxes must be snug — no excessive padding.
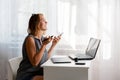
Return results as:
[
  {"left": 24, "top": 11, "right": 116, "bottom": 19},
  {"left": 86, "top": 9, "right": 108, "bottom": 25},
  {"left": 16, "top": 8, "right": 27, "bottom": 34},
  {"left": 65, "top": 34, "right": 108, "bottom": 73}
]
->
[{"left": 8, "top": 56, "right": 22, "bottom": 80}]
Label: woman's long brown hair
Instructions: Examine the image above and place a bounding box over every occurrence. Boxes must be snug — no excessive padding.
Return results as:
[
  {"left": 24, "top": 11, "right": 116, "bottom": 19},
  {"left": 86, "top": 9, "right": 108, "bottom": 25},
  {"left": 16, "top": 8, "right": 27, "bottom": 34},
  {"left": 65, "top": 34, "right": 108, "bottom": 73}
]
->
[{"left": 27, "top": 14, "right": 43, "bottom": 35}]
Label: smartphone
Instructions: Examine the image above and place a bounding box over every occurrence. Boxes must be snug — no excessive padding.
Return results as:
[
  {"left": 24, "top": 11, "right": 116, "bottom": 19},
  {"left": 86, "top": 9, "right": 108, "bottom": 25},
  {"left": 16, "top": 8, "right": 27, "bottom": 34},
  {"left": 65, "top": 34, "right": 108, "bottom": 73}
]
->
[
  {"left": 75, "top": 62, "right": 85, "bottom": 65},
  {"left": 59, "top": 32, "right": 63, "bottom": 36},
  {"left": 51, "top": 35, "right": 53, "bottom": 38}
]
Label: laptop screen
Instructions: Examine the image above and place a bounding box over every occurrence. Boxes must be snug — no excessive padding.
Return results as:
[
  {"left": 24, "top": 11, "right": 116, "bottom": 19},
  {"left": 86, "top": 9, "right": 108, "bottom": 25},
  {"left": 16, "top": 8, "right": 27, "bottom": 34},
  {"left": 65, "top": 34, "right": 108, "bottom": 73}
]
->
[{"left": 86, "top": 38, "right": 101, "bottom": 57}]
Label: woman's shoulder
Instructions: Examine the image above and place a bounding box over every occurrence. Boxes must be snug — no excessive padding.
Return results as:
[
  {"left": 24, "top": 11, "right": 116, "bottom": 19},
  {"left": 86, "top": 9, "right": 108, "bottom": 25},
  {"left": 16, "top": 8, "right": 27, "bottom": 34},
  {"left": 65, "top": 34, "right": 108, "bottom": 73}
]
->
[
  {"left": 27, "top": 34, "right": 35, "bottom": 38},
  {"left": 23, "top": 35, "right": 35, "bottom": 47},
  {"left": 25, "top": 34, "right": 35, "bottom": 43}
]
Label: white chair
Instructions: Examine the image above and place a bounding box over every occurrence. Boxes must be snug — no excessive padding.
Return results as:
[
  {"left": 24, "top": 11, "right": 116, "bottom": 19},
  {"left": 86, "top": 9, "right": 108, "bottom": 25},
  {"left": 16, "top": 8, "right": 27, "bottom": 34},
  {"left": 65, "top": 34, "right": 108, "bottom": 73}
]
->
[{"left": 8, "top": 56, "right": 22, "bottom": 80}]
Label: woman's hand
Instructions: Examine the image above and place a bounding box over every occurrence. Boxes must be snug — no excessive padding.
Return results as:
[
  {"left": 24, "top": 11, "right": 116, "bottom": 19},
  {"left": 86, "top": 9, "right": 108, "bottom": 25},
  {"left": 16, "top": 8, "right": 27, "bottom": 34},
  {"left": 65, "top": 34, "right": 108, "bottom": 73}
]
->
[
  {"left": 52, "top": 35, "right": 61, "bottom": 47},
  {"left": 47, "top": 35, "right": 61, "bottom": 58},
  {"left": 42, "top": 36, "right": 52, "bottom": 45}
]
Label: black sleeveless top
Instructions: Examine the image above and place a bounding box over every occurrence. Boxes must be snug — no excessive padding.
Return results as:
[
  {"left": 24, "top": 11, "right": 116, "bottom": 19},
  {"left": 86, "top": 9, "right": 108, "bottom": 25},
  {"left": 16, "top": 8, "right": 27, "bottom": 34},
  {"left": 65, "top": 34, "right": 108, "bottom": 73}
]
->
[{"left": 16, "top": 34, "right": 48, "bottom": 80}]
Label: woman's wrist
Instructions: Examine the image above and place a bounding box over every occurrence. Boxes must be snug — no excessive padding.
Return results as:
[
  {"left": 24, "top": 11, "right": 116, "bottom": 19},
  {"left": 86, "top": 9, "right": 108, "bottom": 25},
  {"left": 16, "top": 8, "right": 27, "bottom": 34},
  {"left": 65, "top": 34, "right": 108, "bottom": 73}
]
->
[
  {"left": 41, "top": 44, "right": 47, "bottom": 48},
  {"left": 51, "top": 44, "right": 56, "bottom": 48}
]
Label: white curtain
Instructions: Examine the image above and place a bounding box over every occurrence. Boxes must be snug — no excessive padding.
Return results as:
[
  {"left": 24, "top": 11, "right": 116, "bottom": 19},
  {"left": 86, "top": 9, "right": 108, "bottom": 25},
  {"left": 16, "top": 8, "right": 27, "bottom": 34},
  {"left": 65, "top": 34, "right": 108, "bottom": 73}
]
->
[{"left": 0, "top": 0, "right": 120, "bottom": 80}]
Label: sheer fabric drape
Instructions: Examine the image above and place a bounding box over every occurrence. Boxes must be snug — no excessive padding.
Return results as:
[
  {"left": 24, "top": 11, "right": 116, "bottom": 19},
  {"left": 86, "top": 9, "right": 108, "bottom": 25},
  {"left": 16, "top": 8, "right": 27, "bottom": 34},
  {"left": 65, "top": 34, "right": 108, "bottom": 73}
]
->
[{"left": 0, "top": 0, "right": 120, "bottom": 80}]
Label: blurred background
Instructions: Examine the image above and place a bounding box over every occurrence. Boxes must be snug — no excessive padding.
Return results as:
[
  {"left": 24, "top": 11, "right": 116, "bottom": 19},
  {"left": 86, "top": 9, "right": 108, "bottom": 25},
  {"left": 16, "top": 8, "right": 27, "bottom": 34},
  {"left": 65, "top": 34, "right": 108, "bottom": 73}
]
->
[{"left": 0, "top": 0, "right": 120, "bottom": 80}]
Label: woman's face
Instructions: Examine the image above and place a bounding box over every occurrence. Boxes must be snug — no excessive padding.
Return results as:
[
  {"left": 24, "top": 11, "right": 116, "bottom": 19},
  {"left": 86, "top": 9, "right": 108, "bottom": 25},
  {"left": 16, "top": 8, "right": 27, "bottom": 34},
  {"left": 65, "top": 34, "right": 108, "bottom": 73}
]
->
[{"left": 39, "top": 14, "right": 47, "bottom": 31}]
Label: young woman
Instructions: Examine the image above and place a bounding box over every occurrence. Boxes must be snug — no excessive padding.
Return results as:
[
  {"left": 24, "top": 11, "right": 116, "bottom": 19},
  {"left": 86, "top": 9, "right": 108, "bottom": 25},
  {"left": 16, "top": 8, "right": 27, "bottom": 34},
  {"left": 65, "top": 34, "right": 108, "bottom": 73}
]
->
[{"left": 16, "top": 13, "right": 61, "bottom": 80}]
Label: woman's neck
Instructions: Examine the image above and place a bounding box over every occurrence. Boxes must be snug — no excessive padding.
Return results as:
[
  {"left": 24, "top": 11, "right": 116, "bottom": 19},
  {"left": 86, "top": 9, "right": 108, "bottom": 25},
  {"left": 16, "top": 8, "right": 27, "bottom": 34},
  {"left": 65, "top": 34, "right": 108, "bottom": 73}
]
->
[
  {"left": 33, "top": 32, "right": 43, "bottom": 39},
  {"left": 35, "top": 34, "right": 42, "bottom": 39}
]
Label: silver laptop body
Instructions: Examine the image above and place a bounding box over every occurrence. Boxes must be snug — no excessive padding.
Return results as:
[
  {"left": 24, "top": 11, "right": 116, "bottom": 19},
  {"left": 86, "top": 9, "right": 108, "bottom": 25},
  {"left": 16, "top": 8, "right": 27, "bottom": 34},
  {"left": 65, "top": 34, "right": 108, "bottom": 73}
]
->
[{"left": 69, "top": 38, "right": 101, "bottom": 60}]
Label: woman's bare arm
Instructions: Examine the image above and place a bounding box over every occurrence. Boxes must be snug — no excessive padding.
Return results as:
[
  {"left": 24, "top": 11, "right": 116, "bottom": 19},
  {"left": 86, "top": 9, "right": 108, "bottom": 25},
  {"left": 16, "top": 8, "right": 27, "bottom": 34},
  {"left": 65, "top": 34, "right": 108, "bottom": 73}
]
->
[
  {"left": 26, "top": 37, "right": 47, "bottom": 66},
  {"left": 48, "top": 36, "right": 61, "bottom": 58}
]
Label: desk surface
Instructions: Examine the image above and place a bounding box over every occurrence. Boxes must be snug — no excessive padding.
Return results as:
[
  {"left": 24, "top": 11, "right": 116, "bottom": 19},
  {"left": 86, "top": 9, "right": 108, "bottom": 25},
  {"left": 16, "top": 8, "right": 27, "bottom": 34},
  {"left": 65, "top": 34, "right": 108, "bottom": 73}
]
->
[
  {"left": 41, "top": 57, "right": 91, "bottom": 68},
  {"left": 42, "top": 55, "right": 91, "bottom": 80}
]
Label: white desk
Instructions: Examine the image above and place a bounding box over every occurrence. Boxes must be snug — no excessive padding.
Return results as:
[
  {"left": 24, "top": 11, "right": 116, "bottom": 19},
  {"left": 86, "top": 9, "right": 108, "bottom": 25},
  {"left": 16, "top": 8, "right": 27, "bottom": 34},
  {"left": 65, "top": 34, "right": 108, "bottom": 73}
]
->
[{"left": 42, "top": 58, "right": 91, "bottom": 80}]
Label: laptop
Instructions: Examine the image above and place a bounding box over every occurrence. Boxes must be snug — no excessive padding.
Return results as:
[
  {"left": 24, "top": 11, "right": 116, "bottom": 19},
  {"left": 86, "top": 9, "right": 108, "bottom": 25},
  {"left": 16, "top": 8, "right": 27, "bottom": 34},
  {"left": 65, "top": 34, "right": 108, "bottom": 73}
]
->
[
  {"left": 51, "top": 55, "right": 71, "bottom": 63},
  {"left": 69, "top": 38, "right": 101, "bottom": 60}
]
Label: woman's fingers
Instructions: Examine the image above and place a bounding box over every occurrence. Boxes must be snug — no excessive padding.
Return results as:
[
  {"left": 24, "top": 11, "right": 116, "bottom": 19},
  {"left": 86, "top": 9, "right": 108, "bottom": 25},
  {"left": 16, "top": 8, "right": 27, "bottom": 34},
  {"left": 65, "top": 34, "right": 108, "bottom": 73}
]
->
[
  {"left": 53, "top": 36, "right": 61, "bottom": 42},
  {"left": 42, "top": 36, "right": 52, "bottom": 45},
  {"left": 43, "top": 35, "right": 61, "bottom": 46}
]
